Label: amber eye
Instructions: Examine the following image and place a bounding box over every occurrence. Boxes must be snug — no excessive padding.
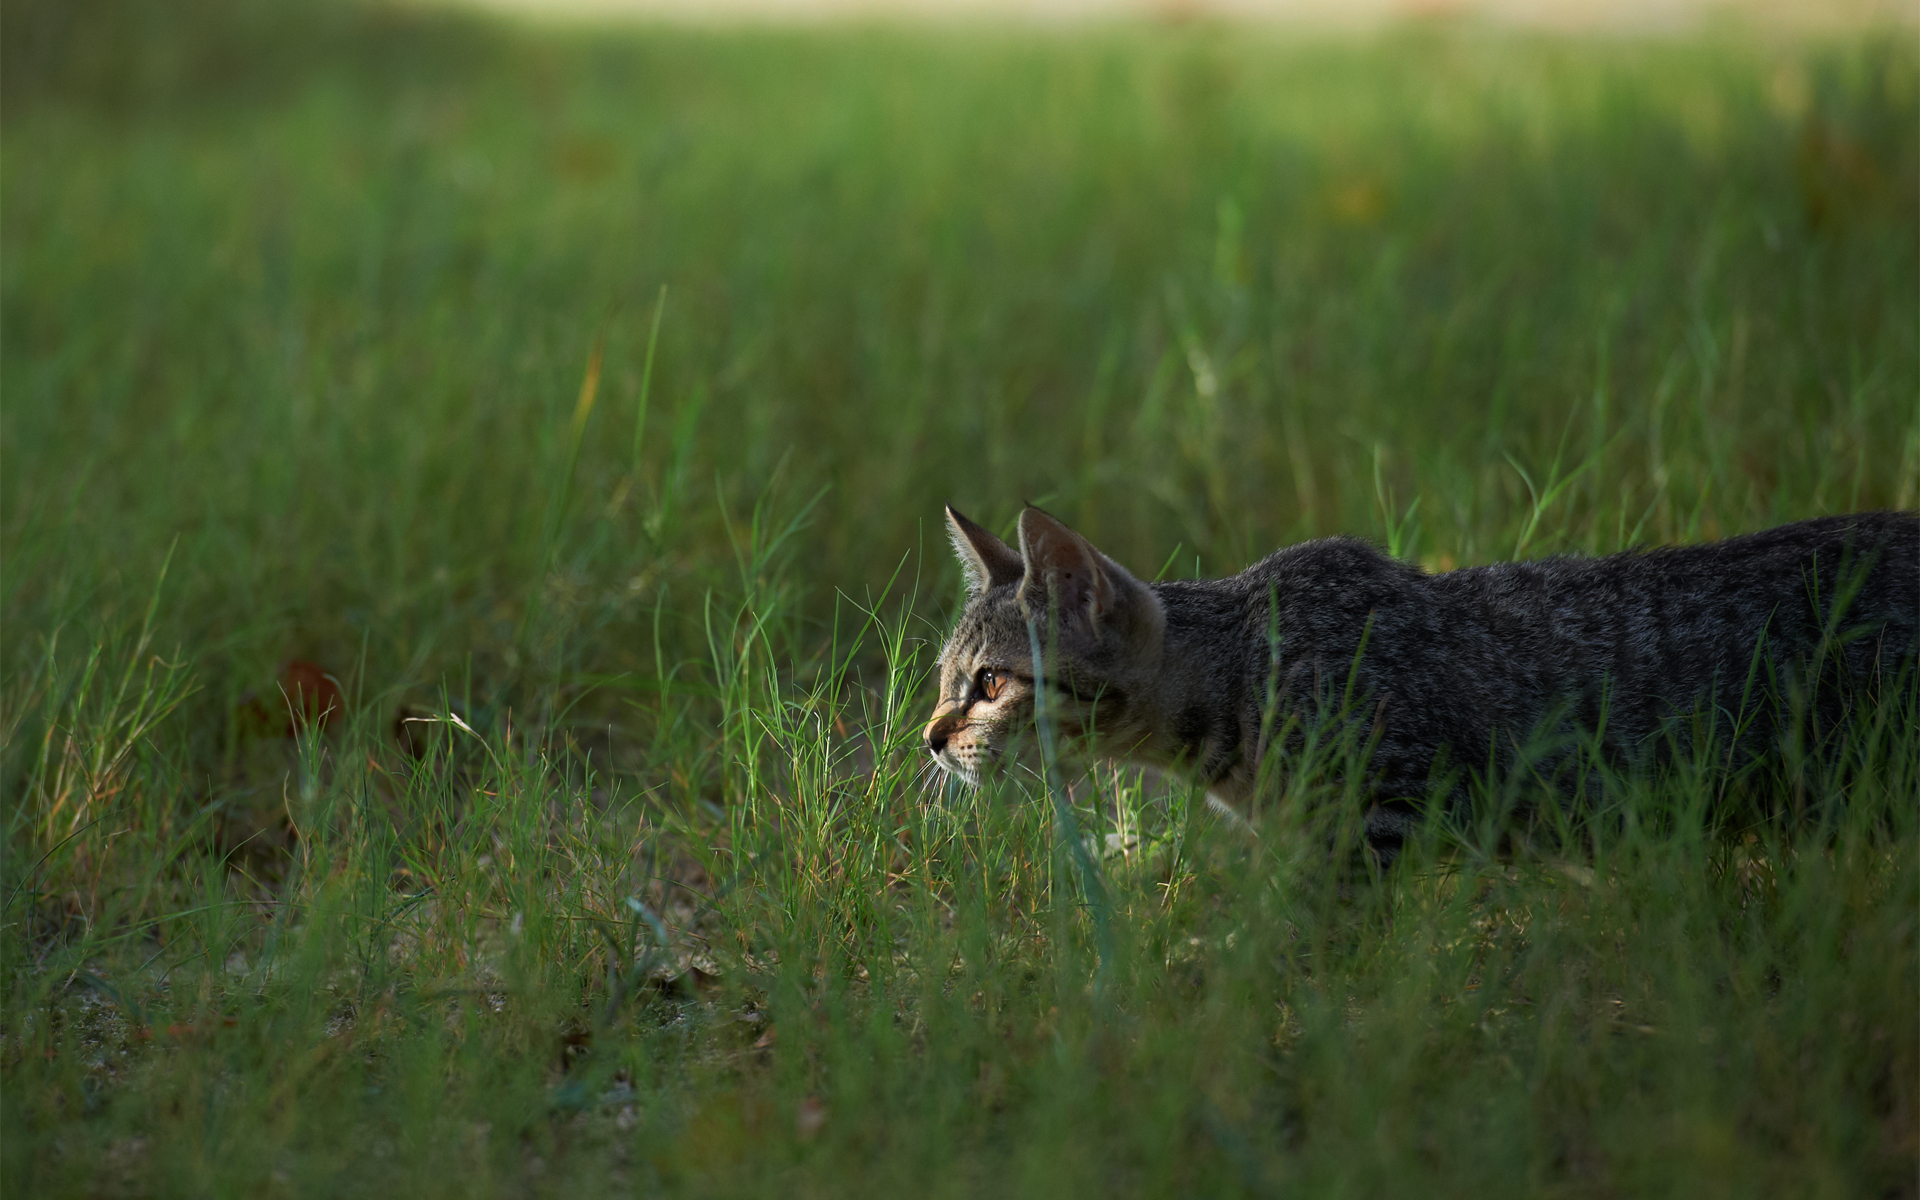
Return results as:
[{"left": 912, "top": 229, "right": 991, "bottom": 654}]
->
[{"left": 976, "top": 669, "right": 1005, "bottom": 700}]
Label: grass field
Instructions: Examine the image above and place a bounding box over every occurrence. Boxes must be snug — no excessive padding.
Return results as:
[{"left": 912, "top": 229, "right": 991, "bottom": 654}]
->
[{"left": 3, "top": 2, "right": 1917, "bottom": 1194}]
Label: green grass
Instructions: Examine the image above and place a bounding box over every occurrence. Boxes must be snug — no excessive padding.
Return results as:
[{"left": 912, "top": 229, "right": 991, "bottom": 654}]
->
[{"left": 3, "top": 4, "right": 1917, "bottom": 1195}]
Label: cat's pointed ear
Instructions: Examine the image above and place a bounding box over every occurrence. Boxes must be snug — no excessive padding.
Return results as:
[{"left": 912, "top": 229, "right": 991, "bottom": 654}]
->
[
  {"left": 1015, "top": 506, "right": 1160, "bottom": 640},
  {"left": 946, "top": 505, "right": 1024, "bottom": 595}
]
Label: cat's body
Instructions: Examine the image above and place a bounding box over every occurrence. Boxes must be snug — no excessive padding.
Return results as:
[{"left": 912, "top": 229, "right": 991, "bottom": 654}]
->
[{"left": 925, "top": 506, "right": 1918, "bottom": 863}]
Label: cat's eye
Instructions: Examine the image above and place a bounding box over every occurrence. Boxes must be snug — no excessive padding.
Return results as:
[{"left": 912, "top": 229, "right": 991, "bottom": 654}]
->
[{"left": 976, "top": 669, "right": 1006, "bottom": 701}]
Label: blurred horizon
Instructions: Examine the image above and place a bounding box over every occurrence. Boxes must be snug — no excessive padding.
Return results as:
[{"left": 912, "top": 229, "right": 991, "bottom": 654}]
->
[{"left": 466, "top": 0, "right": 1911, "bottom": 32}]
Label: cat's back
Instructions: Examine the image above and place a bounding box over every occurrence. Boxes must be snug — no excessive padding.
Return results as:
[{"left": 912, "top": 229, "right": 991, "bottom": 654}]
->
[
  {"left": 1215, "top": 513, "right": 1916, "bottom": 665},
  {"left": 1435, "top": 510, "right": 1917, "bottom": 643},
  {"left": 1428, "top": 510, "right": 1918, "bottom": 743}
]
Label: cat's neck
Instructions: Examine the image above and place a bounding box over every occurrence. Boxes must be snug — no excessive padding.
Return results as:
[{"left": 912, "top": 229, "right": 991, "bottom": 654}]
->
[{"left": 1132, "top": 587, "right": 1251, "bottom": 785}]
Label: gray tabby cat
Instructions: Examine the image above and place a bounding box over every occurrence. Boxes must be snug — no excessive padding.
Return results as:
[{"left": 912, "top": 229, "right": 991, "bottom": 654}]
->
[{"left": 924, "top": 505, "right": 1918, "bottom": 864}]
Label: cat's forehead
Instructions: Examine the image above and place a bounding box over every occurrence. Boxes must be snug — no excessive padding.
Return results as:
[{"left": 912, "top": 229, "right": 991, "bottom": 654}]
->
[{"left": 945, "top": 587, "right": 1031, "bottom": 667}]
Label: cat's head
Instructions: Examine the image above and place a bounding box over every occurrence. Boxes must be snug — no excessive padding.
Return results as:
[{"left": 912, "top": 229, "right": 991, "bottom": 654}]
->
[{"left": 925, "top": 505, "right": 1165, "bottom": 784}]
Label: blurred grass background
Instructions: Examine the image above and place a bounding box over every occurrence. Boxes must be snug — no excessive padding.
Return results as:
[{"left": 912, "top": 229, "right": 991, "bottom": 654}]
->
[{"left": 2, "top": 0, "right": 1916, "bottom": 1195}]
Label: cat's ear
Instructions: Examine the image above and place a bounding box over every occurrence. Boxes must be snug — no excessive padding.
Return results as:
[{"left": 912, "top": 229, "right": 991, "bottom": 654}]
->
[
  {"left": 946, "top": 505, "right": 1024, "bottom": 595},
  {"left": 1015, "top": 506, "right": 1160, "bottom": 641}
]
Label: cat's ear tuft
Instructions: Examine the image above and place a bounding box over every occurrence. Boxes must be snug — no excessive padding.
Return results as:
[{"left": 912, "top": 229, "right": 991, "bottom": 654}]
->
[
  {"left": 946, "top": 505, "right": 1024, "bottom": 595},
  {"left": 1015, "top": 507, "right": 1161, "bottom": 642}
]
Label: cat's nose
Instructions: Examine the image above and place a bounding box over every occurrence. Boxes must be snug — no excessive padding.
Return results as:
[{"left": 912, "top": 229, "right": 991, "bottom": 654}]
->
[{"left": 926, "top": 725, "right": 949, "bottom": 756}]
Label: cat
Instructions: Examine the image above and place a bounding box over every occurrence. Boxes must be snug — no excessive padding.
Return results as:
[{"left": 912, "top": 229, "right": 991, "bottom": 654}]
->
[{"left": 924, "top": 504, "right": 1918, "bottom": 864}]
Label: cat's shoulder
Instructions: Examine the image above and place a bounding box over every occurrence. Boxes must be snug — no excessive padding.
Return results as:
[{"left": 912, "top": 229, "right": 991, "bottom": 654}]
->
[
  {"left": 1141, "top": 537, "right": 1412, "bottom": 626},
  {"left": 1239, "top": 534, "right": 1422, "bottom": 587}
]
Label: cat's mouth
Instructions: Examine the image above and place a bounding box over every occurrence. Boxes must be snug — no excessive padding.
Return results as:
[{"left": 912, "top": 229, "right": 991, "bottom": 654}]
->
[
  {"left": 930, "top": 725, "right": 1055, "bottom": 789},
  {"left": 930, "top": 745, "right": 988, "bottom": 787}
]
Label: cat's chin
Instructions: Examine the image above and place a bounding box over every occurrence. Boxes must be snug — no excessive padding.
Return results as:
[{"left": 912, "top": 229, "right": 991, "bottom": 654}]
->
[
  {"left": 933, "top": 743, "right": 1035, "bottom": 789},
  {"left": 931, "top": 752, "right": 985, "bottom": 788}
]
